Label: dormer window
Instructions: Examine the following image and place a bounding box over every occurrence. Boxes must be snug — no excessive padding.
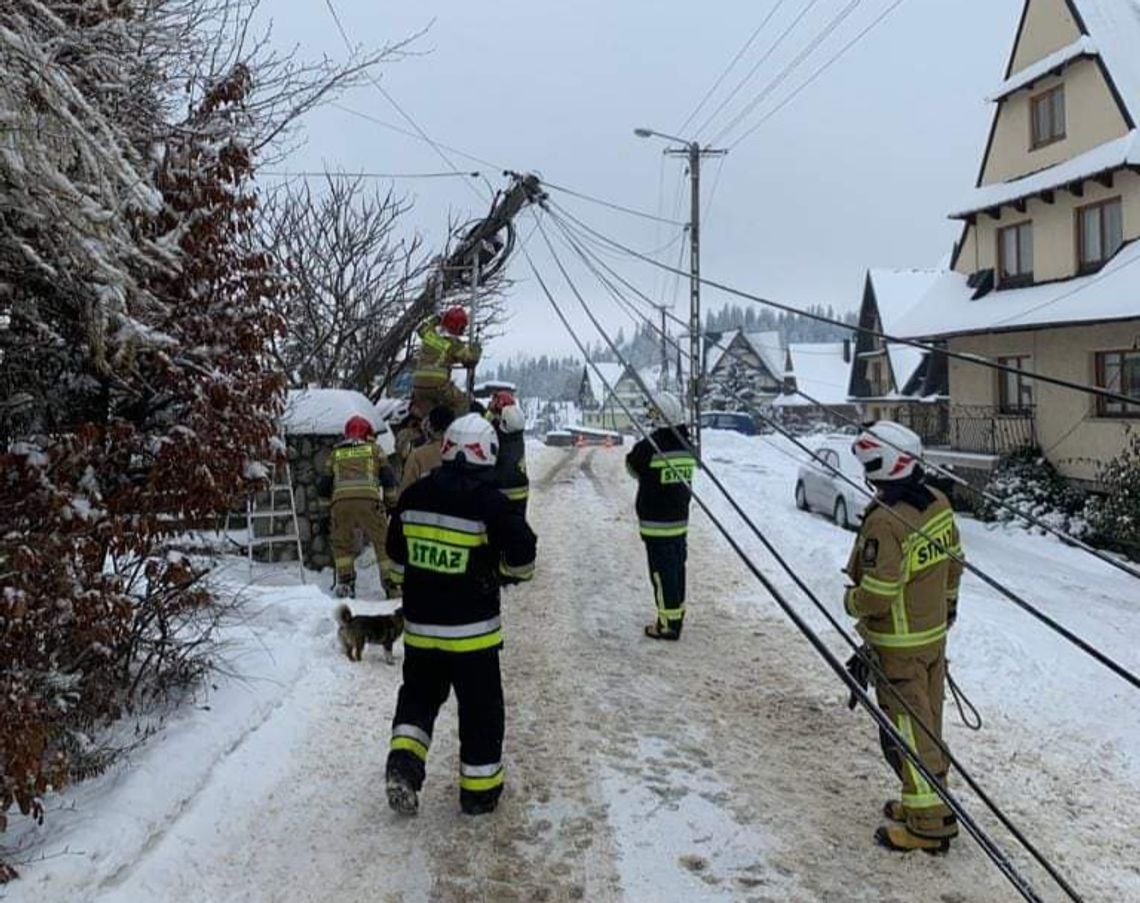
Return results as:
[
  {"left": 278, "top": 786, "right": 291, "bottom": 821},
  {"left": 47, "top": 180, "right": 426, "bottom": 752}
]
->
[
  {"left": 1030, "top": 85, "right": 1065, "bottom": 149},
  {"left": 1077, "top": 197, "right": 1123, "bottom": 273},
  {"left": 997, "top": 221, "right": 1034, "bottom": 288}
]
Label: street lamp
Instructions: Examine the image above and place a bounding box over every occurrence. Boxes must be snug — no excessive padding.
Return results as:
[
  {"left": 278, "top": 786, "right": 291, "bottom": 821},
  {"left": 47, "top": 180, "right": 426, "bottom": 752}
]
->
[{"left": 633, "top": 127, "right": 726, "bottom": 454}]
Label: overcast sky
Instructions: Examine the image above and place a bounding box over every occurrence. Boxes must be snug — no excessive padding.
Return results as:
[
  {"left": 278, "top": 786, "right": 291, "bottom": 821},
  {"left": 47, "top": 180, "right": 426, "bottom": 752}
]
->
[{"left": 258, "top": 0, "right": 1023, "bottom": 366}]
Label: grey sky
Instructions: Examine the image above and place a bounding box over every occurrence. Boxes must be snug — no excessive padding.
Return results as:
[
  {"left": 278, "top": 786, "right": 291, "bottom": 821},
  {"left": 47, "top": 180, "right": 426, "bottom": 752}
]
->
[{"left": 260, "top": 0, "right": 1022, "bottom": 366}]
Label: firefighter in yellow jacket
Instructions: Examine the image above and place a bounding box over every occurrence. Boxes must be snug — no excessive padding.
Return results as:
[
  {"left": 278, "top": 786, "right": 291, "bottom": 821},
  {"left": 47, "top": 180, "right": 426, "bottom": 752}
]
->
[
  {"left": 411, "top": 306, "right": 481, "bottom": 418},
  {"left": 843, "top": 421, "right": 963, "bottom": 853},
  {"left": 322, "top": 415, "right": 400, "bottom": 599}
]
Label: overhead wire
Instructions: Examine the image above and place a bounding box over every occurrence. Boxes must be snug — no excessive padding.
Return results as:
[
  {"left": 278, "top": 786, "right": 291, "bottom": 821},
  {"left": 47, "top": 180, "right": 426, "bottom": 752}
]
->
[
  {"left": 525, "top": 217, "right": 1056, "bottom": 903},
  {"left": 546, "top": 201, "right": 1140, "bottom": 410},
  {"left": 675, "top": 0, "right": 791, "bottom": 136},
  {"left": 540, "top": 181, "right": 688, "bottom": 227},
  {"left": 258, "top": 170, "right": 480, "bottom": 180},
  {"left": 547, "top": 207, "right": 1140, "bottom": 690},
  {"left": 710, "top": 0, "right": 866, "bottom": 147},
  {"left": 728, "top": 0, "right": 911, "bottom": 149}
]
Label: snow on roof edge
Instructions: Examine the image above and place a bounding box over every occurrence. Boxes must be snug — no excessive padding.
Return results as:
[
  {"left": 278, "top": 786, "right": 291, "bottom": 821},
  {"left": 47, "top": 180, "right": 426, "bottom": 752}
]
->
[{"left": 988, "top": 36, "right": 1098, "bottom": 101}]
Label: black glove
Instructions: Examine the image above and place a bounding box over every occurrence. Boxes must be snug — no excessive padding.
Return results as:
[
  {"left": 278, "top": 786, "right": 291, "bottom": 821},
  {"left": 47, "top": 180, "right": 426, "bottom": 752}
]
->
[{"left": 845, "top": 647, "right": 871, "bottom": 711}]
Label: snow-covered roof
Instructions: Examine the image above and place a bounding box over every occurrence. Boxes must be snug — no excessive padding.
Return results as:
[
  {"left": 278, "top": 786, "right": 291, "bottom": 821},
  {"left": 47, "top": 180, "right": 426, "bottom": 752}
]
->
[
  {"left": 707, "top": 329, "right": 784, "bottom": 379},
  {"left": 887, "top": 347, "right": 927, "bottom": 393},
  {"left": 989, "top": 36, "right": 1098, "bottom": 101},
  {"left": 1072, "top": 0, "right": 1140, "bottom": 124},
  {"left": 866, "top": 269, "right": 944, "bottom": 392},
  {"left": 893, "top": 238, "right": 1140, "bottom": 339},
  {"left": 776, "top": 343, "right": 853, "bottom": 407},
  {"left": 282, "top": 388, "right": 386, "bottom": 437},
  {"left": 584, "top": 362, "right": 626, "bottom": 405},
  {"left": 952, "top": 131, "right": 1140, "bottom": 218}
]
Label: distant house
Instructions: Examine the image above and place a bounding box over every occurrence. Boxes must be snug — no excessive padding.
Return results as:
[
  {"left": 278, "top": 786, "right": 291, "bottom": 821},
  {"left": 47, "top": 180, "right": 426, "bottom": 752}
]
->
[
  {"left": 774, "top": 341, "right": 858, "bottom": 425},
  {"left": 703, "top": 329, "right": 785, "bottom": 408},
  {"left": 895, "top": 0, "right": 1140, "bottom": 488},
  {"left": 847, "top": 269, "right": 949, "bottom": 445},
  {"left": 579, "top": 359, "right": 691, "bottom": 431}
]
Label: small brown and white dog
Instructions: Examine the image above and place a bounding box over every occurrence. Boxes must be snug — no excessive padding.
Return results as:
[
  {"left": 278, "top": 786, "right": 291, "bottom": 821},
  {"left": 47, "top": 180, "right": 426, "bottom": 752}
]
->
[{"left": 335, "top": 604, "right": 404, "bottom": 664}]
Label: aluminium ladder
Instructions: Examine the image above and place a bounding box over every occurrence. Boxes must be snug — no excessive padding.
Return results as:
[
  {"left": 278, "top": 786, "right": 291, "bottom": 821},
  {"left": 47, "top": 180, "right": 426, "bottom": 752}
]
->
[{"left": 239, "top": 456, "right": 305, "bottom": 583}]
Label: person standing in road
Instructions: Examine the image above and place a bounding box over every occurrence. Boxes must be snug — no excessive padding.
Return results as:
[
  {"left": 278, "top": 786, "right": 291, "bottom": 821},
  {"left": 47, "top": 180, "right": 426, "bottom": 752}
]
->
[
  {"left": 487, "top": 390, "right": 529, "bottom": 517},
  {"left": 843, "top": 421, "right": 963, "bottom": 853},
  {"left": 625, "top": 391, "right": 696, "bottom": 641}
]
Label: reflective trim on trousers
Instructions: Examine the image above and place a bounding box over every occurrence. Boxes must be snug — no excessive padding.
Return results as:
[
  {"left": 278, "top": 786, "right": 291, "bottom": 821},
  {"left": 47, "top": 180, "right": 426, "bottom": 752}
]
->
[
  {"left": 404, "top": 617, "right": 502, "bottom": 652},
  {"left": 639, "top": 520, "right": 688, "bottom": 538},
  {"left": 897, "top": 713, "right": 941, "bottom": 811},
  {"left": 391, "top": 726, "right": 430, "bottom": 761},
  {"left": 500, "top": 486, "right": 529, "bottom": 501},
  {"left": 499, "top": 559, "right": 535, "bottom": 580},
  {"left": 460, "top": 761, "right": 504, "bottom": 792}
]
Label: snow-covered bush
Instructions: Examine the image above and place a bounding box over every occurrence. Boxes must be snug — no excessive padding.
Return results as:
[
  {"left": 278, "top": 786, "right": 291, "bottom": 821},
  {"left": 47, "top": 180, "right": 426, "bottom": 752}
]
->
[
  {"left": 979, "top": 447, "right": 1089, "bottom": 537},
  {"left": 1085, "top": 431, "right": 1140, "bottom": 561}
]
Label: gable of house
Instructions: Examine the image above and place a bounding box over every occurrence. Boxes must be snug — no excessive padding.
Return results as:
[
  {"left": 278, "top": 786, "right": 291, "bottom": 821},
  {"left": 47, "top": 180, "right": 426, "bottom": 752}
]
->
[
  {"left": 776, "top": 343, "right": 854, "bottom": 408},
  {"left": 706, "top": 329, "right": 785, "bottom": 391}
]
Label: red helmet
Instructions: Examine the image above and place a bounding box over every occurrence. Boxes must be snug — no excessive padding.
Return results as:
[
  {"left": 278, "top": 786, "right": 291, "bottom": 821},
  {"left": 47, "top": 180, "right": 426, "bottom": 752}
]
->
[
  {"left": 440, "top": 306, "right": 469, "bottom": 336},
  {"left": 344, "top": 415, "right": 374, "bottom": 441},
  {"left": 490, "top": 390, "right": 516, "bottom": 412}
]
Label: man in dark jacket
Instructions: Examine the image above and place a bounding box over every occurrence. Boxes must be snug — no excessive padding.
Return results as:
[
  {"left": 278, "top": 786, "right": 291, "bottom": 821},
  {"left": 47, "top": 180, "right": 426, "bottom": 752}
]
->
[
  {"left": 625, "top": 391, "right": 696, "bottom": 640},
  {"left": 385, "top": 413, "right": 537, "bottom": 817},
  {"left": 487, "top": 390, "right": 529, "bottom": 517}
]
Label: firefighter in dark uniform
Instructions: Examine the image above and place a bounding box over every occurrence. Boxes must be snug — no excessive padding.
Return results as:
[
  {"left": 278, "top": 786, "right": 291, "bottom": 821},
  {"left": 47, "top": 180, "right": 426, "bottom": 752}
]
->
[
  {"left": 385, "top": 413, "right": 537, "bottom": 816},
  {"left": 844, "top": 421, "right": 963, "bottom": 853},
  {"left": 487, "top": 390, "right": 529, "bottom": 517},
  {"left": 625, "top": 391, "right": 696, "bottom": 640},
  {"left": 410, "top": 306, "right": 481, "bottom": 419},
  {"left": 321, "top": 415, "right": 399, "bottom": 599}
]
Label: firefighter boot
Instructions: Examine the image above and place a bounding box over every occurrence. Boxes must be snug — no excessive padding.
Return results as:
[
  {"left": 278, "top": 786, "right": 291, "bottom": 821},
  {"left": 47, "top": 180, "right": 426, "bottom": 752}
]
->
[
  {"left": 644, "top": 623, "right": 680, "bottom": 641},
  {"left": 883, "top": 800, "right": 906, "bottom": 823},
  {"left": 386, "top": 770, "right": 418, "bottom": 816},
  {"left": 874, "top": 824, "right": 951, "bottom": 855}
]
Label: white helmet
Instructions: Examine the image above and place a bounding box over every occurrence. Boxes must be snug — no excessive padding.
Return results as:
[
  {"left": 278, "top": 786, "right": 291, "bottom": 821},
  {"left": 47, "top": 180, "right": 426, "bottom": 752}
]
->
[
  {"left": 498, "top": 404, "right": 525, "bottom": 434},
  {"left": 647, "top": 391, "right": 685, "bottom": 427},
  {"left": 441, "top": 413, "right": 498, "bottom": 467},
  {"left": 852, "top": 421, "right": 923, "bottom": 482}
]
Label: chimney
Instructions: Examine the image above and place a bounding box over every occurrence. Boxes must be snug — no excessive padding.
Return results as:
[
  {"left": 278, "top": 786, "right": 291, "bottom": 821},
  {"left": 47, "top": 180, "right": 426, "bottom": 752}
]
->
[{"left": 843, "top": 338, "right": 852, "bottom": 363}]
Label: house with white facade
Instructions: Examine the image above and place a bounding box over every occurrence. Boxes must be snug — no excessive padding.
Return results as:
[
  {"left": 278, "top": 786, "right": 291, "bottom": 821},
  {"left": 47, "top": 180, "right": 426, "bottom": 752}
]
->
[
  {"left": 773, "top": 341, "right": 858, "bottom": 426},
  {"left": 895, "top": 0, "right": 1140, "bottom": 487}
]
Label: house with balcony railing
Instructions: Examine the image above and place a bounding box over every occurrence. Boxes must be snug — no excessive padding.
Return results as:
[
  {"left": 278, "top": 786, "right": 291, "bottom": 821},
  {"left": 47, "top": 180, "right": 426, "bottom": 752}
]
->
[{"left": 892, "top": 0, "right": 1140, "bottom": 490}]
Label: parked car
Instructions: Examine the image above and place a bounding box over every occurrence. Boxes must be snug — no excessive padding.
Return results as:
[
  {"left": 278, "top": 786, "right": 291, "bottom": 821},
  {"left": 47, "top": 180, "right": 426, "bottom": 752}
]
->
[
  {"left": 794, "top": 436, "right": 870, "bottom": 530},
  {"left": 700, "top": 410, "right": 757, "bottom": 436}
]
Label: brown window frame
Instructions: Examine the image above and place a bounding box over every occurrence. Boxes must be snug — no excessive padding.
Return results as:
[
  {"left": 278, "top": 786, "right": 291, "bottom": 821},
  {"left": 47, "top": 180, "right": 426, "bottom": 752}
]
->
[
  {"left": 997, "top": 220, "right": 1034, "bottom": 288},
  {"left": 1076, "top": 196, "right": 1124, "bottom": 274},
  {"left": 997, "top": 355, "right": 1034, "bottom": 413},
  {"left": 1030, "top": 85, "right": 1066, "bottom": 149},
  {"left": 1095, "top": 349, "right": 1140, "bottom": 418}
]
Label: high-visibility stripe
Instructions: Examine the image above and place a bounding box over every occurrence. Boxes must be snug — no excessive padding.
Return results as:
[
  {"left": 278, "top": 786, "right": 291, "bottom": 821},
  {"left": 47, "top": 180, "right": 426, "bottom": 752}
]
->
[
  {"left": 404, "top": 524, "right": 488, "bottom": 548},
  {"left": 390, "top": 736, "right": 428, "bottom": 761},
  {"left": 421, "top": 329, "right": 451, "bottom": 352},
  {"left": 499, "top": 560, "right": 535, "bottom": 580},
  {"left": 460, "top": 761, "right": 502, "bottom": 778},
  {"left": 460, "top": 769, "right": 504, "bottom": 792},
  {"left": 865, "top": 623, "right": 947, "bottom": 649},
  {"left": 403, "top": 511, "right": 487, "bottom": 533},
  {"left": 897, "top": 714, "right": 941, "bottom": 811},
  {"left": 404, "top": 630, "right": 502, "bottom": 653},
  {"left": 393, "top": 723, "right": 431, "bottom": 746},
  {"left": 405, "top": 617, "right": 501, "bottom": 638},
  {"left": 859, "top": 575, "right": 900, "bottom": 596},
  {"left": 334, "top": 445, "right": 374, "bottom": 461},
  {"left": 649, "top": 453, "right": 697, "bottom": 467},
  {"left": 500, "top": 486, "right": 529, "bottom": 501},
  {"left": 639, "top": 520, "right": 688, "bottom": 538},
  {"left": 659, "top": 605, "right": 685, "bottom": 620}
]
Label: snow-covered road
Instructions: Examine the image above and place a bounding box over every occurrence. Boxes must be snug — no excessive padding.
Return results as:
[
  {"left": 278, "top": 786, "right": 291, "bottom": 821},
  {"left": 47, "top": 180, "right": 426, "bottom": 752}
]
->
[{"left": 4, "top": 434, "right": 1139, "bottom": 901}]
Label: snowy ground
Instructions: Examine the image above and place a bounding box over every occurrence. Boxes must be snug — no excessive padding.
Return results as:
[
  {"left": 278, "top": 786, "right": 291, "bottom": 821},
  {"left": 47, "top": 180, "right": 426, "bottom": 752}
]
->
[{"left": 3, "top": 433, "right": 1139, "bottom": 902}]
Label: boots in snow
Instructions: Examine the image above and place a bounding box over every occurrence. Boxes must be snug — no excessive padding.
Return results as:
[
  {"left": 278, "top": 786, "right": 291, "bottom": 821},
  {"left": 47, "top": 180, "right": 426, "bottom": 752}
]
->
[
  {"left": 874, "top": 825, "right": 951, "bottom": 855},
  {"left": 386, "top": 772, "right": 418, "bottom": 816}
]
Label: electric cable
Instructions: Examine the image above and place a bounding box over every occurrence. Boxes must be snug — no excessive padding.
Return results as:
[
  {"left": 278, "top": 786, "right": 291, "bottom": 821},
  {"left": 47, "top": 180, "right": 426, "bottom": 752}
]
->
[
  {"left": 548, "top": 212, "right": 1140, "bottom": 691},
  {"left": 676, "top": 0, "right": 790, "bottom": 135},
  {"left": 258, "top": 170, "right": 479, "bottom": 180},
  {"left": 541, "top": 181, "right": 688, "bottom": 227},
  {"left": 546, "top": 202, "right": 1140, "bottom": 409},
  {"left": 524, "top": 227, "right": 1053, "bottom": 903},
  {"left": 728, "top": 0, "right": 911, "bottom": 149},
  {"left": 710, "top": 0, "right": 866, "bottom": 147},
  {"left": 536, "top": 214, "right": 1083, "bottom": 900}
]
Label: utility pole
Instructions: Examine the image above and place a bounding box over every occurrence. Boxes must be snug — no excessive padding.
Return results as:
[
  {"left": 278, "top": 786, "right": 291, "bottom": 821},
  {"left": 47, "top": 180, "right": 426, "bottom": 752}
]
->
[
  {"left": 656, "top": 304, "right": 668, "bottom": 389},
  {"left": 636, "top": 129, "right": 725, "bottom": 453}
]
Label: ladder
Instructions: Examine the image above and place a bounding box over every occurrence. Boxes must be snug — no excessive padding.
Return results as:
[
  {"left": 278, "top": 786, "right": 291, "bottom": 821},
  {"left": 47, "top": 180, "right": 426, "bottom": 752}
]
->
[{"left": 235, "top": 457, "right": 306, "bottom": 584}]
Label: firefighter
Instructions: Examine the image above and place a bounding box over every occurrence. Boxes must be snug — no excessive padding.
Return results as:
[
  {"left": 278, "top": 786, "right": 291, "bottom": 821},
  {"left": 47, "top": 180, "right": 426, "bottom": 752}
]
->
[
  {"left": 384, "top": 413, "right": 537, "bottom": 817},
  {"left": 321, "top": 415, "right": 400, "bottom": 599},
  {"left": 410, "top": 306, "right": 481, "bottom": 418},
  {"left": 843, "top": 421, "right": 963, "bottom": 853},
  {"left": 625, "top": 391, "right": 696, "bottom": 640},
  {"left": 487, "top": 390, "right": 529, "bottom": 516},
  {"left": 397, "top": 405, "right": 455, "bottom": 499}
]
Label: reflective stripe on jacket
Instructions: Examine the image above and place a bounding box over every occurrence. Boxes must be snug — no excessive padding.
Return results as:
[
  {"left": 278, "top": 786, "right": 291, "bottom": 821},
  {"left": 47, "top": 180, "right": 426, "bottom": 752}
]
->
[
  {"left": 626, "top": 426, "right": 696, "bottom": 540},
  {"left": 327, "top": 440, "right": 396, "bottom": 504},
  {"left": 412, "top": 316, "right": 479, "bottom": 389},
  {"left": 844, "top": 488, "right": 963, "bottom": 650}
]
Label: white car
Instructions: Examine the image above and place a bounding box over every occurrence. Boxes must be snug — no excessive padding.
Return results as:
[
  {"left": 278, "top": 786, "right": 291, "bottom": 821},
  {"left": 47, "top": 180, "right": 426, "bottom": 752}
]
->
[{"left": 794, "top": 436, "right": 871, "bottom": 530}]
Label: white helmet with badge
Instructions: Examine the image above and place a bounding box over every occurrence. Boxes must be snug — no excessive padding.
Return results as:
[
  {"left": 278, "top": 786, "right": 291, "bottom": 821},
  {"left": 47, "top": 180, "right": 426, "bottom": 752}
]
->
[
  {"left": 852, "top": 421, "right": 923, "bottom": 482},
  {"left": 441, "top": 413, "right": 499, "bottom": 467},
  {"left": 646, "top": 390, "right": 685, "bottom": 428}
]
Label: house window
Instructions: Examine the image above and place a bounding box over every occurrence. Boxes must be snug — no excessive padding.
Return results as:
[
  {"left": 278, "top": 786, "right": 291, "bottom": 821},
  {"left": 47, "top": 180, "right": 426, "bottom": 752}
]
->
[
  {"left": 997, "top": 221, "right": 1034, "bottom": 287},
  {"left": 1077, "top": 198, "right": 1124, "bottom": 273},
  {"left": 997, "top": 355, "right": 1033, "bottom": 413},
  {"left": 1031, "top": 86, "right": 1065, "bottom": 148},
  {"left": 1095, "top": 350, "right": 1140, "bottom": 417}
]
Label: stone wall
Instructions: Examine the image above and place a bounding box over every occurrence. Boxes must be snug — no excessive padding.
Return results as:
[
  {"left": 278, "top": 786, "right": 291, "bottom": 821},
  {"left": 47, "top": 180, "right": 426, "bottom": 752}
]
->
[{"left": 286, "top": 433, "right": 338, "bottom": 570}]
